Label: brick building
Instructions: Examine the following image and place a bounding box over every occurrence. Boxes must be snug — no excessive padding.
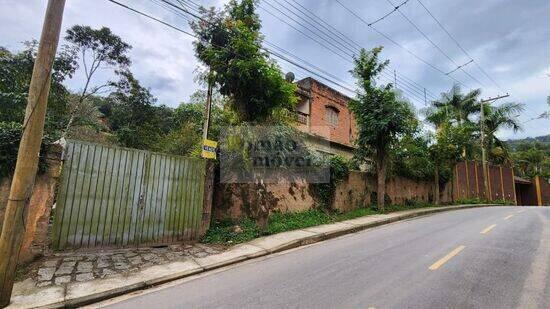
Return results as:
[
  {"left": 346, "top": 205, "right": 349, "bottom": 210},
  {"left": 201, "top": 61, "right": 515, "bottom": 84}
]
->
[{"left": 294, "top": 77, "right": 356, "bottom": 158}]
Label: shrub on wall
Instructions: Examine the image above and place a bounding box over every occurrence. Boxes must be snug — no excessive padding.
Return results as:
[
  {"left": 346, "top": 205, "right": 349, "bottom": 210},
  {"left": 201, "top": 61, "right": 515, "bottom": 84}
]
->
[
  {"left": 309, "top": 155, "right": 350, "bottom": 210},
  {"left": 0, "top": 121, "right": 51, "bottom": 178},
  {"left": 0, "top": 122, "right": 23, "bottom": 177}
]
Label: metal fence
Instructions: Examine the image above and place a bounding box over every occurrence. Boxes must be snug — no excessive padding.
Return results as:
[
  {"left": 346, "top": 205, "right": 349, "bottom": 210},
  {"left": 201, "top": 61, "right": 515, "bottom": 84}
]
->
[
  {"left": 52, "top": 140, "right": 206, "bottom": 250},
  {"left": 453, "top": 161, "right": 516, "bottom": 203}
]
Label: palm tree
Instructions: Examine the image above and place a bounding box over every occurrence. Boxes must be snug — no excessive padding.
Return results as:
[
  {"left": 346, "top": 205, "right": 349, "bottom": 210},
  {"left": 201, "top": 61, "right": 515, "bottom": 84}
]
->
[
  {"left": 425, "top": 84, "right": 481, "bottom": 126},
  {"left": 423, "top": 84, "right": 482, "bottom": 159},
  {"left": 482, "top": 102, "right": 524, "bottom": 164}
]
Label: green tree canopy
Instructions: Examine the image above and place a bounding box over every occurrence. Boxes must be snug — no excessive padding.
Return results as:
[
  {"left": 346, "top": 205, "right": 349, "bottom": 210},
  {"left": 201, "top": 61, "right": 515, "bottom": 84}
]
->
[
  {"left": 349, "top": 47, "right": 416, "bottom": 210},
  {"left": 482, "top": 102, "right": 524, "bottom": 165},
  {"left": 191, "top": 0, "right": 297, "bottom": 122},
  {"left": 0, "top": 42, "right": 76, "bottom": 134},
  {"left": 63, "top": 25, "right": 132, "bottom": 136}
]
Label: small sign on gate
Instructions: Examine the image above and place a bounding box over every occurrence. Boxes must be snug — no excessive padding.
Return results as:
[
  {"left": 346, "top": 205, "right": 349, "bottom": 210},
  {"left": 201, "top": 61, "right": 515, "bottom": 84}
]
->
[{"left": 201, "top": 139, "right": 218, "bottom": 159}]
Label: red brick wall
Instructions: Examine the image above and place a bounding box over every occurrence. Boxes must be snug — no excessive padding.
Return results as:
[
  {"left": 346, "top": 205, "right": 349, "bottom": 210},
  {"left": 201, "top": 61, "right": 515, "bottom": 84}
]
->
[{"left": 304, "top": 79, "right": 356, "bottom": 147}]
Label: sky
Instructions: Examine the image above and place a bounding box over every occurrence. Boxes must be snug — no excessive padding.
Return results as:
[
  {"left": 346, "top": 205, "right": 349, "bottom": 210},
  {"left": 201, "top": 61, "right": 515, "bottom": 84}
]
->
[{"left": 0, "top": 0, "right": 548, "bottom": 139}]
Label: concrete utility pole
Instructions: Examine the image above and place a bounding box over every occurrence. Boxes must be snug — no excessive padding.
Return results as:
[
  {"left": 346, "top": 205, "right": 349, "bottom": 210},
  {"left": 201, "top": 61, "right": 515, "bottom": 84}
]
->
[
  {"left": 0, "top": 1, "right": 66, "bottom": 306},
  {"left": 480, "top": 94, "right": 509, "bottom": 200}
]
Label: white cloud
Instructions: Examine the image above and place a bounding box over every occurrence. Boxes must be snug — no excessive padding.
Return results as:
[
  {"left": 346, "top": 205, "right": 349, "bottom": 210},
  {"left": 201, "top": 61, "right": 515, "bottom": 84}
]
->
[{"left": 0, "top": 0, "right": 549, "bottom": 137}]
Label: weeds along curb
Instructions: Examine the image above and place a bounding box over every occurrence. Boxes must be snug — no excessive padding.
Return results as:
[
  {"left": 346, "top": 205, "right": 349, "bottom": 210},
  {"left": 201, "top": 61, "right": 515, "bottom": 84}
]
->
[{"left": 51, "top": 204, "right": 499, "bottom": 308}]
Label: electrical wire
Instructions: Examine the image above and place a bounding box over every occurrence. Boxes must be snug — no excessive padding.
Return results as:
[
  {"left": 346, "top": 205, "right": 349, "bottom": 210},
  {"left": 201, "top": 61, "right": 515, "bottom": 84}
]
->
[
  {"left": 106, "top": 0, "right": 357, "bottom": 96},
  {"left": 333, "top": 0, "right": 470, "bottom": 88},
  {"left": 385, "top": 0, "right": 485, "bottom": 88},
  {"left": 415, "top": 0, "right": 504, "bottom": 92},
  {"left": 180, "top": 0, "right": 438, "bottom": 101}
]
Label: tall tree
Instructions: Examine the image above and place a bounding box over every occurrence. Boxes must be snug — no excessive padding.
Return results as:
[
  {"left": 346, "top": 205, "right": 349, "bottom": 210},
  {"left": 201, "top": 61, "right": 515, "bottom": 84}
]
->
[
  {"left": 428, "top": 84, "right": 481, "bottom": 125},
  {"left": 512, "top": 142, "right": 549, "bottom": 179},
  {"left": 107, "top": 71, "right": 165, "bottom": 149},
  {"left": 0, "top": 42, "right": 76, "bottom": 133},
  {"left": 349, "top": 47, "right": 415, "bottom": 210},
  {"left": 428, "top": 123, "right": 468, "bottom": 204},
  {"left": 63, "top": 25, "right": 131, "bottom": 136},
  {"left": 482, "top": 102, "right": 524, "bottom": 164},
  {"left": 191, "top": 0, "right": 297, "bottom": 122},
  {"left": 424, "top": 84, "right": 481, "bottom": 160}
]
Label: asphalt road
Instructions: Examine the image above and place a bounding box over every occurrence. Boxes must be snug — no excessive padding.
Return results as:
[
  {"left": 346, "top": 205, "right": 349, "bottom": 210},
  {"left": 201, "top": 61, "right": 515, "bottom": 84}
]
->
[{"left": 94, "top": 206, "right": 550, "bottom": 309}]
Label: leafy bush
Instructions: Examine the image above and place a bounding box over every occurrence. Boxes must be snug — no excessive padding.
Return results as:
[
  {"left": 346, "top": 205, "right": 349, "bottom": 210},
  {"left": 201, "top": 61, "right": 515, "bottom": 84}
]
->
[
  {"left": 0, "top": 121, "right": 52, "bottom": 178},
  {"left": 202, "top": 218, "right": 260, "bottom": 245},
  {"left": 309, "top": 155, "right": 350, "bottom": 210},
  {"left": 0, "top": 122, "right": 22, "bottom": 177},
  {"left": 202, "top": 201, "right": 440, "bottom": 245}
]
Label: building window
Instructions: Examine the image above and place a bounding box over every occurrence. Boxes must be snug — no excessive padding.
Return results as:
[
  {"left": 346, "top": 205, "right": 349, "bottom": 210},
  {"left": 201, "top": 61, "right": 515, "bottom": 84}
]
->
[{"left": 325, "top": 106, "right": 339, "bottom": 127}]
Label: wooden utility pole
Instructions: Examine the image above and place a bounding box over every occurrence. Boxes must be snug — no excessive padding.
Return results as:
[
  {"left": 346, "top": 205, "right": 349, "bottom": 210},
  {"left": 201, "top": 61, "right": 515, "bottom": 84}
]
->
[
  {"left": 480, "top": 94, "right": 509, "bottom": 200},
  {"left": 202, "top": 76, "right": 213, "bottom": 141},
  {"left": 0, "top": 1, "right": 65, "bottom": 306}
]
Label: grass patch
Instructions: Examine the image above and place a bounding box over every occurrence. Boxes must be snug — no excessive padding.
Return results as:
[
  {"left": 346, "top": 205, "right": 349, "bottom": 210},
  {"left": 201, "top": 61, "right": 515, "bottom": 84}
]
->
[
  {"left": 453, "top": 198, "right": 513, "bottom": 205},
  {"left": 203, "top": 201, "right": 444, "bottom": 245},
  {"left": 267, "top": 209, "right": 333, "bottom": 234},
  {"left": 201, "top": 217, "right": 260, "bottom": 245}
]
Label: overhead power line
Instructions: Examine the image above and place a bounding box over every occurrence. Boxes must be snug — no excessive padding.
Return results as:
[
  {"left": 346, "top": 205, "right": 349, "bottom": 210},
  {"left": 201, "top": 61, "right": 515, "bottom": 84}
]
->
[
  {"left": 368, "top": 0, "right": 411, "bottom": 27},
  {"left": 446, "top": 59, "right": 473, "bottom": 75},
  {"left": 385, "top": 0, "right": 484, "bottom": 88},
  {"left": 282, "top": 0, "right": 436, "bottom": 99},
  {"left": 415, "top": 0, "right": 504, "bottom": 92},
  {"left": 113, "top": 0, "right": 438, "bottom": 105},
  {"left": 262, "top": 0, "right": 438, "bottom": 103},
  {"left": 106, "top": 0, "right": 357, "bottom": 96},
  {"left": 333, "top": 0, "right": 470, "bottom": 89},
  {"left": 180, "top": 0, "right": 438, "bottom": 102}
]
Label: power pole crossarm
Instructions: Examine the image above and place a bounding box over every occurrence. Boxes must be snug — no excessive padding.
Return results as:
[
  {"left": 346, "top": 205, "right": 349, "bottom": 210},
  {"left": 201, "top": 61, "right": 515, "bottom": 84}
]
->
[{"left": 0, "top": 1, "right": 66, "bottom": 306}]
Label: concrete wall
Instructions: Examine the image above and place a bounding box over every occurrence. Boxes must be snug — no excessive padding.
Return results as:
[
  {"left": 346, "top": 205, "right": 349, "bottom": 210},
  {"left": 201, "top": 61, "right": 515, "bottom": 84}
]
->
[
  {"left": 213, "top": 171, "right": 454, "bottom": 219},
  {"left": 0, "top": 145, "right": 62, "bottom": 263}
]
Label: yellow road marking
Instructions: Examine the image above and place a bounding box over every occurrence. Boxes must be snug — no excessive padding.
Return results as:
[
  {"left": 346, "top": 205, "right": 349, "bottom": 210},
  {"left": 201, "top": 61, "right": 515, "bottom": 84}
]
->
[
  {"left": 504, "top": 214, "right": 514, "bottom": 220},
  {"left": 481, "top": 224, "right": 497, "bottom": 234},
  {"left": 429, "top": 245, "right": 466, "bottom": 270}
]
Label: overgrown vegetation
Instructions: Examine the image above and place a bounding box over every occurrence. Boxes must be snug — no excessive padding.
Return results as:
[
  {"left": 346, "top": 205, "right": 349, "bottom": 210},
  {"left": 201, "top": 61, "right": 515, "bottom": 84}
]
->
[
  {"left": 191, "top": 0, "right": 297, "bottom": 123},
  {"left": 453, "top": 198, "right": 513, "bottom": 205},
  {"left": 203, "top": 201, "right": 441, "bottom": 245},
  {"left": 509, "top": 140, "right": 549, "bottom": 180},
  {"left": 309, "top": 155, "right": 350, "bottom": 210}
]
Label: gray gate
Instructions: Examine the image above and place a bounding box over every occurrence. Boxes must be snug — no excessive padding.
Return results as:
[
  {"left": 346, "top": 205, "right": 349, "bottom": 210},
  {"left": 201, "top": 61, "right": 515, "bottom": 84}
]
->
[{"left": 52, "top": 140, "right": 206, "bottom": 250}]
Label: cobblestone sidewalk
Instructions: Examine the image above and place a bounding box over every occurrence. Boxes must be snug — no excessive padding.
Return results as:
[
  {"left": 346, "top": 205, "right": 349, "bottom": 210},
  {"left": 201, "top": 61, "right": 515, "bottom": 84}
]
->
[{"left": 30, "top": 244, "right": 224, "bottom": 287}]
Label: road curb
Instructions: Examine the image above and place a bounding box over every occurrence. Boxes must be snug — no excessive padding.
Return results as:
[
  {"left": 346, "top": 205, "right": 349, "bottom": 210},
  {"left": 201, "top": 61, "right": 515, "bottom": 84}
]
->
[{"left": 16, "top": 204, "right": 501, "bottom": 308}]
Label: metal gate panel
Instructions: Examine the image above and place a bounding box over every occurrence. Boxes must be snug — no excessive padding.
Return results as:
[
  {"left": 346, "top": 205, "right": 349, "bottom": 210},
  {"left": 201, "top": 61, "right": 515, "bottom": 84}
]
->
[{"left": 52, "top": 140, "right": 205, "bottom": 250}]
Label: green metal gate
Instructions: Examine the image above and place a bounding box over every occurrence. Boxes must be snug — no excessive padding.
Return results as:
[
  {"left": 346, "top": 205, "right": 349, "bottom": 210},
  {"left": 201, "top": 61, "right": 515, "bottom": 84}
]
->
[{"left": 52, "top": 140, "right": 206, "bottom": 250}]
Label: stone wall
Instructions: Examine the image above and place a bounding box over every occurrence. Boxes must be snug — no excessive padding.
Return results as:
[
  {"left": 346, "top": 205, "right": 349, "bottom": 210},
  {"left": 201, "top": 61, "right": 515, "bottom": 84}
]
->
[
  {"left": 0, "top": 145, "right": 62, "bottom": 263},
  {"left": 213, "top": 180, "right": 315, "bottom": 220},
  {"left": 213, "top": 171, "right": 453, "bottom": 219}
]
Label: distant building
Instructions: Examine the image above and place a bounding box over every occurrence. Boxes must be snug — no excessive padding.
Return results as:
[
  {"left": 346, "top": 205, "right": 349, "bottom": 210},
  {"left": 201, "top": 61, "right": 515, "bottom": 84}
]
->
[{"left": 294, "top": 77, "right": 357, "bottom": 159}]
